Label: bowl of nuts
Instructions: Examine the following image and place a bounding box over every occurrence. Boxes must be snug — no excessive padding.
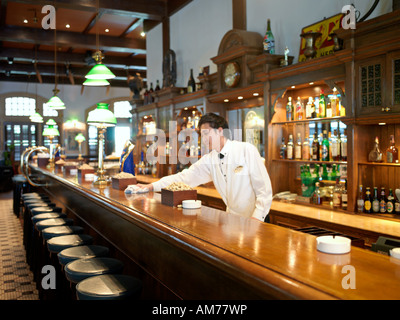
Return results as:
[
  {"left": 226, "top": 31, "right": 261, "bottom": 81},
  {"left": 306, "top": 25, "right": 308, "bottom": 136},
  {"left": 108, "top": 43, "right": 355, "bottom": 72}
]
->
[{"left": 161, "top": 182, "right": 197, "bottom": 207}]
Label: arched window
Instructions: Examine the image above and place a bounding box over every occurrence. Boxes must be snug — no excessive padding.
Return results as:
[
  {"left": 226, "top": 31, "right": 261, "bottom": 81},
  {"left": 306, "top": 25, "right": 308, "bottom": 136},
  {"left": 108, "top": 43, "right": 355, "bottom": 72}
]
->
[
  {"left": 114, "top": 101, "right": 132, "bottom": 155},
  {"left": 5, "top": 97, "right": 36, "bottom": 116}
]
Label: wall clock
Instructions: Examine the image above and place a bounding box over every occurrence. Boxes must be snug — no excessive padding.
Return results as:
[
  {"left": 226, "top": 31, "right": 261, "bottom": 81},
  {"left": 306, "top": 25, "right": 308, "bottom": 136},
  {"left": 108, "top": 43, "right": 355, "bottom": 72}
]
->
[{"left": 223, "top": 61, "right": 240, "bottom": 88}]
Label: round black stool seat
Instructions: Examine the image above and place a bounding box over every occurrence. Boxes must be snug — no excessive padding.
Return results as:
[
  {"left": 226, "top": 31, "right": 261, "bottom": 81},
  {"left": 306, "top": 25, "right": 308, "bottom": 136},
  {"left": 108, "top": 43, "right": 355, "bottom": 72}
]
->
[
  {"left": 76, "top": 274, "right": 142, "bottom": 300},
  {"left": 35, "top": 218, "right": 74, "bottom": 232},
  {"left": 32, "top": 212, "right": 66, "bottom": 224},
  {"left": 27, "top": 202, "right": 54, "bottom": 210},
  {"left": 58, "top": 245, "right": 109, "bottom": 266},
  {"left": 42, "top": 226, "right": 84, "bottom": 240},
  {"left": 65, "top": 257, "right": 124, "bottom": 284},
  {"left": 31, "top": 206, "right": 61, "bottom": 215},
  {"left": 24, "top": 198, "right": 51, "bottom": 205},
  {"left": 47, "top": 234, "right": 93, "bottom": 254}
]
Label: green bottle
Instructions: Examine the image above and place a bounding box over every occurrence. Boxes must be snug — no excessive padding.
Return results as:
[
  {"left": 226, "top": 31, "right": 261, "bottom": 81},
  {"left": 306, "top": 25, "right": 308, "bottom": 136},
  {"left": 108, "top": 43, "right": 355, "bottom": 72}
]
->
[
  {"left": 372, "top": 187, "right": 380, "bottom": 213},
  {"left": 322, "top": 130, "right": 330, "bottom": 161},
  {"left": 263, "top": 19, "right": 275, "bottom": 54},
  {"left": 322, "top": 164, "right": 329, "bottom": 180},
  {"left": 387, "top": 188, "right": 395, "bottom": 213}
]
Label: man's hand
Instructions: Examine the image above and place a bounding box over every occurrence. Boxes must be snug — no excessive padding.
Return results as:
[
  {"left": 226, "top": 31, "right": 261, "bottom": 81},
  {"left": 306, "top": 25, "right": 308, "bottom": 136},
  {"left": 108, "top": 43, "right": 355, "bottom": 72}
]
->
[{"left": 137, "top": 183, "right": 154, "bottom": 192}]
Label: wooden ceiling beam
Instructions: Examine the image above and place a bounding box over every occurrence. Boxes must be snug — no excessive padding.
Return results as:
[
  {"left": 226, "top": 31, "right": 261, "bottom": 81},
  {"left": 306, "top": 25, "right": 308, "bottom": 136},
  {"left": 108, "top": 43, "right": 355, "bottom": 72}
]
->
[
  {"left": 0, "top": 47, "right": 146, "bottom": 68},
  {"left": 0, "top": 25, "right": 146, "bottom": 54},
  {"left": 10, "top": 0, "right": 166, "bottom": 21},
  {"left": 120, "top": 18, "right": 143, "bottom": 38}
]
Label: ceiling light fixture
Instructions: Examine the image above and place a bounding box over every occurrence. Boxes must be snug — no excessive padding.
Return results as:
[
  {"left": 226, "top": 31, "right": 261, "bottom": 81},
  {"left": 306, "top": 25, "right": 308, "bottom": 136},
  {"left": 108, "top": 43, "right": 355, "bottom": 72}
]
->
[
  {"left": 140, "top": 31, "right": 146, "bottom": 37},
  {"left": 66, "top": 24, "right": 70, "bottom": 28},
  {"left": 46, "top": 22, "right": 66, "bottom": 110},
  {"left": 238, "top": 96, "right": 243, "bottom": 100},
  {"left": 23, "top": 19, "right": 28, "bottom": 23},
  {"left": 105, "top": 28, "right": 109, "bottom": 33},
  {"left": 84, "top": 0, "right": 115, "bottom": 85}
]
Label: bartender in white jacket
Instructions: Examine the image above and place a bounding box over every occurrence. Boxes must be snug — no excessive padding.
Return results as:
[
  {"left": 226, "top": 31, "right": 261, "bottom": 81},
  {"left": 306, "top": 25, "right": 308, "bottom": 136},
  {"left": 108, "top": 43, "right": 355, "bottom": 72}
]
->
[{"left": 139, "top": 113, "right": 273, "bottom": 222}]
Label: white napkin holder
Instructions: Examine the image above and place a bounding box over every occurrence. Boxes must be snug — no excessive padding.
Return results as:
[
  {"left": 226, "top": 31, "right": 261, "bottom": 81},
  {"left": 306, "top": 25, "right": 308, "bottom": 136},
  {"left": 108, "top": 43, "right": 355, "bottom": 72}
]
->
[{"left": 182, "top": 200, "right": 201, "bottom": 209}]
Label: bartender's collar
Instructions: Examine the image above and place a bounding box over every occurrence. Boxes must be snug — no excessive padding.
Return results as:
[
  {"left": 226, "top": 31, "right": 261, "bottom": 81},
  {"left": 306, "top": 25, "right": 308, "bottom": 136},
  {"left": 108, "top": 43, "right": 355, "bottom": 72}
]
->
[{"left": 219, "top": 139, "right": 231, "bottom": 158}]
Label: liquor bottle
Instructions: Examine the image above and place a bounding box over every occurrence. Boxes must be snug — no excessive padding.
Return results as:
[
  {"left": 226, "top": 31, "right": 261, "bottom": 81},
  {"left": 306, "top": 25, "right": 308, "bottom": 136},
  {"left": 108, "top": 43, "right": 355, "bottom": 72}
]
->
[
  {"left": 331, "top": 129, "right": 339, "bottom": 161},
  {"left": 339, "top": 95, "right": 346, "bottom": 116},
  {"left": 341, "top": 179, "right": 348, "bottom": 210},
  {"left": 333, "top": 177, "right": 342, "bottom": 209},
  {"left": 263, "top": 19, "right": 275, "bottom": 54},
  {"left": 321, "top": 130, "right": 330, "bottom": 161},
  {"left": 294, "top": 133, "right": 302, "bottom": 160},
  {"left": 143, "top": 84, "right": 149, "bottom": 105},
  {"left": 279, "top": 137, "right": 287, "bottom": 159},
  {"left": 138, "top": 151, "right": 145, "bottom": 175},
  {"left": 165, "top": 142, "right": 170, "bottom": 155},
  {"left": 326, "top": 97, "right": 332, "bottom": 118},
  {"left": 328, "top": 131, "right": 333, "bottom": 161},
  {"left": 357, "top": 185, "right": 364, "bottom": 213},
  {"left": 310, "top": 97, "right": 317, "bottom": 118},
  {"left": 149, "top": 82, "right": 154, "bottom": 103},
  {"left": 331, "top": 88, "right": 339, "bottom": 117},
  {"left": 155, "top": 80, "right": 161, "bottom": 91},
  {"left": 386, "top": 135, "right": 399, "bottom": 163},
  {"left": 305, "top": 97, "right": 312, "bottom": 119},
  {"left": 329, "top": 164, "right": 337, "bottom": 181},
  {"left": 395, "top": 194, "right": 400, "bottom": 214},
  {"left": 311, "top": 133, "right": 320, "bottom": 161},
  {"left": 368, "top": 136, "right": 383, "bottom": 162},
  {"left": 312, "top": 164, "right": 320, "bottom": 182},
  {"left": 187, "top": 69, "right": 196, "bottom": 93},
  {"left": 302, "top": 136, "right": 310, "bottom": 160},
  {"left": 287, "top": 134, "right": 294, "bottom": 160},
  {"left": 151, "top": 161, "right": 157, "bottom": 178},
  {"left": 319, "top": 90, "right": 326, "bottom": 118},
  {"left": 313, "top": 182, "right": 322, "bottom": 205},
  {"left": 364, "top": 187, "right": 372, "bottom": 213},
  {"left": 379, "top": 187, "right": 387, "bottom": 213},
  {"left": 295, "top": 97, "right": 303, "bottom": 120},
  {"left": 321, "top": 164, "right": 329, "bottom": 180},
  {"left": 387, "top": 189, "right": 395, "bottom": 214},
  {"left": 372, "top": 187, "right": 380, "bottom": 213},
  {"left": 286, "top": 97, "right": 293, "bottom": 121},
  {"left": 341, "top": 129, "right": 347, "bottom": 161}
]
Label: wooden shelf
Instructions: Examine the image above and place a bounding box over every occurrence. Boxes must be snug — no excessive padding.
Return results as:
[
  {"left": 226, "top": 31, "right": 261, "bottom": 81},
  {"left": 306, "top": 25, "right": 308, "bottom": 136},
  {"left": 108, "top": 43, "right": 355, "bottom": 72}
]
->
[
  {"left": 272, "top": 159, "right": 347, "bottom": 165},
  {"left": 358, "top": 161, "right": 400, "bottom": 167},
  {"left": 272, "top": 116, "right": 349, "bottom": 125}
]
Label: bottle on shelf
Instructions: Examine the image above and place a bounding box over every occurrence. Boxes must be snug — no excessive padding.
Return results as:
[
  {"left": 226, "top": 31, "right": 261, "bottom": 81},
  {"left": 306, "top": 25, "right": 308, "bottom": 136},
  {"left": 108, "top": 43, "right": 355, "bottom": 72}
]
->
[
  {"left": 155, "top": 80, "right": 161, "bottom": 91},
  {"left": 357, "top": 185, "right": 364, "bottom": 213},
  {"left": 321, "top": 130, "right": 330, "bottom": 161},
  {"left": 341, "top": 179, "right": 348, "bottom": 210},
  {"left": 379, "top": 187, "right": 387, "bottom": 213},
  {"left": 395, "top": 193, "right": 400, "bottom": 214},
  {"left": 331, "top": 129, "right": 340, "bottom": 161},
  {"left": 149, "top": 82, "right": 154, "bottom": 103},
  {"left": 364, "top": 187, "right": 372, "bottom": 213},
  {"left": 187, "top": 69, "right": 196, "bottom": 93},
  {"left": 321, "top": 164, "right": 328, "bottom": 180},
  {"left": 387, "top": 189, "right": 395, "bottom": 214},
  {"left": 318, "top": 90, "right": 326, "bottom": 118},
  {"left": 313, "top": 182, "right": 322, "bottom": 205},
  {"left": 286, "top": 97, "right": 293, "bottom": 121},
  {"left": 143, "top": 84, "right": 149, "bottom": 105},
  {"left": 263, "top": 19, "right": 275, "bottom": 54},
  {"left": 287, "top": 134, "right": 294, "bottom": 160},
  {"left": 386, "top": 135, "right": 399, "bottom": 163},
  {"left": 341, "top": 129, "right": 347, "bottom": 161},
  {"left": 326, "top": 96, "right": 332, "bottom": 118},
  {"left": 312, "top": 164, "right": 320, "bottom": 182},
  {"left": 328, "top": 164, "right": 337, "bottom": 181},
  {"left": 368, "top": 136, "right": 383, "bottom": 162},
  {"left": 333, "top": 177, "right": 342, "bottom": 209},
  {"left": 294, "top": 133, "right": 302, "bottom": 160},
  {"left": 311, "top": 97, "right": 317, "bottom": 118},
  {"left": 339, "top": 94, "right": 346, "bottom": 117},
  {"left": 279, "top": 137, "right": 287, "bottom": 159},
  {"left": 331, "top": 88, "right": 339, "bottom": 117},
  {"left": 305, "top": 97, "right": 312, "bottom": 119},
  {"left": 302, "top": 136, "right": 310, "bottom": 160},
  {"left": 372, "top": 187, "right": 380, "bottom": 213},
  {"left": 311, "top": 133, "right": 320, "bottom": 161},
  {"left": 295, "top": 97, "right": 304, "bottom": 120}
]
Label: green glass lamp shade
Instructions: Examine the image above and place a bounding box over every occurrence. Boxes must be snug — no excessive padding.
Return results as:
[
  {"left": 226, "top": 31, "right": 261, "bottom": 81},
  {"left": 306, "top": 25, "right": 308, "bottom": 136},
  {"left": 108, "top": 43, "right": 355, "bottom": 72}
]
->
[
  {"left": 42, "top": 126, "right": 60, "bottom": 137},
  {"left": 29, "top": 112, "right": 43, "bottom": 123},
  {"left": 75, "top": 133, "right": 86, "bottom": 143},
  {"left": 83, "top": 78, "right": 110, "bottom": 86},
  {"left": 46, "top": 93, "right": 65, "bottom": 110},
  {"left": 85, "top": 63, "right": 116, "bottom": 80},
  {"left": 46, "top": 119, "right": 57, "bottom": 126},
  {"left": 87, "top": 103, "right": 117, "bottom": 127}
]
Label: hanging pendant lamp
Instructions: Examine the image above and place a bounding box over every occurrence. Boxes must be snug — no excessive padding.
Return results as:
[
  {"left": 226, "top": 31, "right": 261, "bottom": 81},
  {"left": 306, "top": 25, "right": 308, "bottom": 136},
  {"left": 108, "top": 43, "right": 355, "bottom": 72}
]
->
[
  {"left": 83, "top": 77, "right": 111, "bottom": 86},
  {"left": 29, "top": 112, "right": 44, "bottom": 123}
]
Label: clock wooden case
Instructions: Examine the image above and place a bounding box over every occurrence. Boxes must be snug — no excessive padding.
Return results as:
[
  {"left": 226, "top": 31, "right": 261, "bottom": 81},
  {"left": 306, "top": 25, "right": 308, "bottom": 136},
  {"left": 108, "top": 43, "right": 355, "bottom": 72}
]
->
[{"left": 211, "top": 29, "right": 263, "bottom": 92}]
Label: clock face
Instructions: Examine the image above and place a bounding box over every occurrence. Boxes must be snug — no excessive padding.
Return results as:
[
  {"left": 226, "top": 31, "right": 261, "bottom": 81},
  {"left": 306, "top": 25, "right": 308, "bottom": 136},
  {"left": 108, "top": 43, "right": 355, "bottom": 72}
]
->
[{"left": 224, "top": 62, "right": 240, "bottom": 88}]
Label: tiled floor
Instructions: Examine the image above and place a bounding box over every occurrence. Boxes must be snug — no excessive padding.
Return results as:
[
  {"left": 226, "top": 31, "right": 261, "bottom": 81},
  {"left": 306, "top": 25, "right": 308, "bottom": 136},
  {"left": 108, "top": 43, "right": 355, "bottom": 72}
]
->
[{"left": 0, "top": 191, "right": 39, "bottom": 300}]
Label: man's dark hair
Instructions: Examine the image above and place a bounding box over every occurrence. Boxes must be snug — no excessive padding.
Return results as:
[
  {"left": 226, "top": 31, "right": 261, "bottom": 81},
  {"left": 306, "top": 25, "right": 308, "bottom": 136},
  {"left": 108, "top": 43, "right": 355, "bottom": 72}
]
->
[{"left": 198, "top": 113, "right": 229, "bottom": 130}]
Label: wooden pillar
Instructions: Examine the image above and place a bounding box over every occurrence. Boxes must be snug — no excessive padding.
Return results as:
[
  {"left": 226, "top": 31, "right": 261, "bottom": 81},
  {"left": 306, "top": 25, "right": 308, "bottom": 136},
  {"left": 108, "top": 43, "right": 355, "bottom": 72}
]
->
[
  {"left": 232, "top": 0, "right": 246, "bottom": 30},
  {"left": 162, "top": 16, "right": 170, "bottom": 59}
]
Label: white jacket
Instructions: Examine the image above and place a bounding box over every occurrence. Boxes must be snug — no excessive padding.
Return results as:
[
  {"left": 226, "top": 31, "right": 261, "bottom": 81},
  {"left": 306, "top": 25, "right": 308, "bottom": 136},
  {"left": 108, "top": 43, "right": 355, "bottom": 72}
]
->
[{"left": 152, "top": 140, "right": 273, "bottom": 221}]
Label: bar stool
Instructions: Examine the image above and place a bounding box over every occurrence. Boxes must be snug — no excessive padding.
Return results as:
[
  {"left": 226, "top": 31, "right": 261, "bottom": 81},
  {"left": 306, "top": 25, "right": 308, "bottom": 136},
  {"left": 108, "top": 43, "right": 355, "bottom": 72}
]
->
[
  {"left": 64, "top": 257, "right": 124, "bottom": 286},
  {"left": 76, "top": 274, "right": 142, "bottom": 300},
  {"left": 42, "top": 226, "right": 84, "bottom": 241},
  {"left": 43, "top": 234, "right": 94, "bottom": 300},
  {"left": 58, "top": 245, "right": 110, "bottom": 267},
  {"left": 12, "top": 175, "right": 28, "bottom": 217}
]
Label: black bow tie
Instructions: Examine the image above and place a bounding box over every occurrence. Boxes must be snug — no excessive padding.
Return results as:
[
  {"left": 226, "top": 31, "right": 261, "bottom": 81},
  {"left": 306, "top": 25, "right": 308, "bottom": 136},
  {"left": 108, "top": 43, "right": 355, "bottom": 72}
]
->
[{"left": 219, "top": 153, "right": 224, "bottom": 159}]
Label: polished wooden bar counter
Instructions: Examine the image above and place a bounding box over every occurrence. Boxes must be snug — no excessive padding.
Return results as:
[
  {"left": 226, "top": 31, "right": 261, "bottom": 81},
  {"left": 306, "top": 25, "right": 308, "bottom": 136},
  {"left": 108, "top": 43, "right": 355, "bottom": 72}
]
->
[{"left": 31, "top": 166, "right": 400, "bottom": 300}]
